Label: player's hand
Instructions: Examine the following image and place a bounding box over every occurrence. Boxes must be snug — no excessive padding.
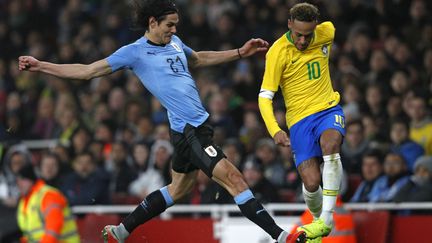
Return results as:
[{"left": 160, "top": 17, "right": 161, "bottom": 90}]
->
[
  {"left": 18, "top": 56, "right": 41, "bottom": 72},
  {"left": 273, "top": 130, "right": 290, "bottom": 147},
  {"left": 238, "top": 38, "right": 269, "bottom": 58}
]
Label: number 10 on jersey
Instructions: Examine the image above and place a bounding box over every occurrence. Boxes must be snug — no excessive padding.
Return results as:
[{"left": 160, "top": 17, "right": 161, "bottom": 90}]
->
[{"left": 307, "top": 61, "right": 321, "bottom": 80}]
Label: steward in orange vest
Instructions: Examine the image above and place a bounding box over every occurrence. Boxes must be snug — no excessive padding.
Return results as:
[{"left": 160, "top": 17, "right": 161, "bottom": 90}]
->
[{"left": 16, "top": 165, "right": 80, "bottom": 243}]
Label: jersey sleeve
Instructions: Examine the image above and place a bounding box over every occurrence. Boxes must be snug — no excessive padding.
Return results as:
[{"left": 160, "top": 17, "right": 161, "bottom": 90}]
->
[
  {"left": 176, "top": 36, "right": 193, "bottom": 57},
  {"left": 182, "top": 42, "right": 193, "bottom": 57},
  {"left": 261, "top": 42, "right": 286, "bottom": 92},
  {"left": 259, "top": 41, "right": 287, "bottom": 137},
  {"left": 40, "top": 191, "right": 67, "bottom": 243},
  {"left": 106, "top": 43, "right": 138, "bottom": 72},
  {"left": 317, "top": 21, "right": 335, "bottom": 43}
]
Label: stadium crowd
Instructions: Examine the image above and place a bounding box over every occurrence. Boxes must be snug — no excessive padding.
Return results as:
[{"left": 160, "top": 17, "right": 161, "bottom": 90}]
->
[{"left": 1, "top": 0, "right": 432, "bottom": 239}]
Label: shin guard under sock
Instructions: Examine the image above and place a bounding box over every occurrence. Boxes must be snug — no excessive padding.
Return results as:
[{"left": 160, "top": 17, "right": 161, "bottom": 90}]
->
[{"left": 235, "top": 190, "right": 283, "bottom": 240}]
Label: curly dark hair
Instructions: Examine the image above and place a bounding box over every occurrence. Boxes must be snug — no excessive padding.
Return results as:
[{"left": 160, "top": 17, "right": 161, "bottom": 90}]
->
[
  {"left": 289, "top": 2, "right": 319, "bottom": 22},
  {"left": 132, "top": 0, "right": 178, "bottom": 31}
]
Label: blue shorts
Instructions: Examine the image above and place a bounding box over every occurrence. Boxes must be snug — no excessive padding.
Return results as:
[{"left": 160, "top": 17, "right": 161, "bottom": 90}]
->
[{"left": 290, "top": 105, "right": 345, "bottom": 167}]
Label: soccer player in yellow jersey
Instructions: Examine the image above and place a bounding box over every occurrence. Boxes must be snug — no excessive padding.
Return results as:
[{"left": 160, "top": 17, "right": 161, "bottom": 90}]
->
[{"left": 258, "top": 3, "right": 344, "bottom": 241}]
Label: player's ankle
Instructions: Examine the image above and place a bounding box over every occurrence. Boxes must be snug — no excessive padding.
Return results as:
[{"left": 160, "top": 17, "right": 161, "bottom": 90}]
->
[
  {"left": 113, "top": 223, "right": 130, "bottom": 240},
  {"left": 277, "top": 231, "right": 288, "bottom": 243}
]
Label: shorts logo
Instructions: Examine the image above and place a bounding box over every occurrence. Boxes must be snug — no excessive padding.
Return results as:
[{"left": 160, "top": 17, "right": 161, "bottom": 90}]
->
[{"left": 204, "top": 145, "right": 217, "bottom": 157}]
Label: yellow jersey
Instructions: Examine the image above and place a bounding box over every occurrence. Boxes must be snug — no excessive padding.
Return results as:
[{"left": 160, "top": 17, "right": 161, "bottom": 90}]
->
[{"left": 260, "top": 21, "right": 340, "bottom": 130}]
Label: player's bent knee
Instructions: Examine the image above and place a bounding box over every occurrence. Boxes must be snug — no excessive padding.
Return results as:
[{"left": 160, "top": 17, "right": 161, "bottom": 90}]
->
[
  {"left": 213, "top": 159, "right": 249, "bottom": 195},
  {"left": 320, "top": 142, "right": 340, "bottom": 155},
  {"left": 227, "top": 170, "right": 248, "bottom": 193},
  {"left": 303, "top": 177, "right": 321, "bottom": 192}
]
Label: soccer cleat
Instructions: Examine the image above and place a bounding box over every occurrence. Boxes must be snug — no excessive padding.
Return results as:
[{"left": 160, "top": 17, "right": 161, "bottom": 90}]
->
[
  {"left": 286, "top": 230, "right": 307, "bottom": 243},
  {"left": 306, "top": 236, "right": 322, "bottom": 243},
  {"left": 102, "top": 225, "right": 124, "bottom": 243},
  {"left": 297, "top": 218, "right": 331, "bottom": 239}
]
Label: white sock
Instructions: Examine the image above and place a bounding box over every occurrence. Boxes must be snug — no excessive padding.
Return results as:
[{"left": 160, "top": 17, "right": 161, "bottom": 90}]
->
[
  {"left": 302, "top": 184, "right": 322, "bottom": 220},
  {"left": 321, "top": 153, "right": 343, "bottom": 227},
  {"left": 277, "top": 231, "right": 288, "bottom": 243},
  {"left": 113, "top": 223, "right": 130, "bottom": 240}
]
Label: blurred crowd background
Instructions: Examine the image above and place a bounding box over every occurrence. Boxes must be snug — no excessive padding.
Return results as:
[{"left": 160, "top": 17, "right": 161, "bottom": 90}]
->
[{"left": 1, "top": 0, "right": 432, "bottom": 238}]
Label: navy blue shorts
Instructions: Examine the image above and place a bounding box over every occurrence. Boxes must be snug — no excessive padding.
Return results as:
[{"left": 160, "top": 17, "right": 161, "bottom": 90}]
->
[
  {"left": 290, "top": 105, "right": 345, "bottom": 167},
  {"left": 170, "top": 121, "right": 226, "bottom": 177}
]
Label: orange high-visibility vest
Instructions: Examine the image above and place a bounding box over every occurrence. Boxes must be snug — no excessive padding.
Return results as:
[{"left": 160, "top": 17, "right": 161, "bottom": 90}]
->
[{"left": 17, "top": 180, "right": 80, "bottom": 243}]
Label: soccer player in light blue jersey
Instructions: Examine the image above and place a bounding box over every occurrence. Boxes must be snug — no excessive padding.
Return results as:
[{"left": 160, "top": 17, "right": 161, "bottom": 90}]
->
[{"left": 18, "top": 1, "right": 306, "bottom": 242}]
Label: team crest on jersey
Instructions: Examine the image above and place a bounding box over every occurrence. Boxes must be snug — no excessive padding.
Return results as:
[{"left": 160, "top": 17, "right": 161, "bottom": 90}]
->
[
  {"left": 322, "top": 45, "right": 328, "bottom": 56},
  {"left": 204, "top": 145, "right": 218, "bottom": 157},
  {"left": 170, "top": 42, "right": 182, "bottom": 52}
]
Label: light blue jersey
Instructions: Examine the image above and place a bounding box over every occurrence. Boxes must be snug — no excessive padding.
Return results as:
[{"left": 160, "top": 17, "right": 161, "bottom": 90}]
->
[{"left": 107, "top": 35, "right": 209, "bottom": 133}]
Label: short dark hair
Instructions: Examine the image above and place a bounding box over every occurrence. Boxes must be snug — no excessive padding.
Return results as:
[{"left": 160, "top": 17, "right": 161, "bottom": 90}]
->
[
  {"left": 132, "top": 0, "right": 178, "bottom": 31},
  {"left": 363, "top": 149, "right": 384, "bottom": 164},
  {"left": 290, "top": 2, "right": 319, "bottom": 22}
]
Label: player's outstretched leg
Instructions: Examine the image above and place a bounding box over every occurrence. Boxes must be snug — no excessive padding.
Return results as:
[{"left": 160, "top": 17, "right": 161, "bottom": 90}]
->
[
  {"left": 102, "top": 186, "right": 174, "bottom": 243},
  {"left": 297, "top": 154, "right": 342, "bottom": 240},
  {"left": 213, "top": 159, "right": 306, "bottom": 243},
  {"left": 101, "top": 170, "right": 197, "bottom": 243}
]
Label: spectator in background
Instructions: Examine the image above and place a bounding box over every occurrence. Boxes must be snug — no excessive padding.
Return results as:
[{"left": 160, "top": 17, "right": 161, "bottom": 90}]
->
[
  {"left": 108, "top": 87, "right": 127, "bottom": 125},
  {"left": 107, "top": 141, "right": 137, "bottom": 197},
  {"left": 239, "top": 109, "right": 266, "bottom": 154},
  {"left": 386, "top": 96, "right": 408, "bottom": 121},
  {"left": 129, "top": 142, "right": 164, "bottom": 199},
  {"left": 363, "top": 84, "right": 387, "bottom": 129},
  {"left": 341, "top": 120, "right": 369, "bottom": 174},
  {"left": 208, "top": 91, "right": 237, "bottom": 138},
  {"left": 88, "top": 139, "right": 105, "bottom": 167},
  {"left": 407, "top": 96, "right": 432, "bottom": 155},
  {"left": 0, "top": 145, "right": 32, "bottom": 242},
  {"left": 149, "top": 140, "right": 174, "bottom": 185},
  {"left": 61, "top": 152, "right": 110, "bottom": 206},
  {"left": 350, "top": 149, "right": 384, "bottom": 202},
  {"left": 278, "top": 145, "right": 301, "bottom": 193},
  {"left": 38, "top": 153, "right": 64, "bottom": 189},
  {"left": 154, "top": 123, "right": 171, "bottom": 141},
  {"left": 51, "top": 143, "right": 73, "bottom": 171},
  {"left": 70, "top": 126, "right": 92, "bottom": 157},
  {"left": 370, "top": 152, "right": 410, "bottom": 202},
  {"left": 53, "top": 108, "right": 80, "bottom": 147},
  {"left": 30, "top": 95, "right": 56, "bottom": 139},
  {"left": 0, "top": 145, "right": 32, "bottom": 208},
  {"left": 94, "top": 119, "right": 116, "bottom": 160},
  {"left": 390, "top": 70, "right": 410, "bottom": 96},
  {"left": 393, "top": 156, "right": 432, "bottom": 203},
  {"left": 135, "top": 115, "right": 154, "bottom": 144},
  {"left": 242, "top": 158, "right": 280, "bottom": 203},
  {"left": 222, "top": 138, "right": 244, "bottom": 169},
  {"left": 254, "top": 138, "right": 285, "bottom": 187},
  {"left": 341, "top": 81, "right": 362, "bottom": 123},
  {"left": 361, "top": 113, "right": 386, "bottom": 145},
  {"left": 390, "top": 119, "right": 424, "bottom": 172},
  {"left": 92, "top": 102, "right": 112, "bottom": 130}
]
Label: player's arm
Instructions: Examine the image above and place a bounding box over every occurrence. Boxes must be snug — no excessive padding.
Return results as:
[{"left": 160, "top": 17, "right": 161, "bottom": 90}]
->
[
  {"left": 259, "top": 91, "right": 290, "bottom": 147},
  {"left": 18, "top": 56, "right": 112, "bottom": 80},
  {"left": 40, "top": 191, "right": 67, "bottom": 243},
  {"left": 258, "top": 43, "right": 290, "bottom": 146},
  {"left": 258, "top": 90, "right": 280, "bottom": 137},
  {"left": 188, "top": 38, "right": 269, "bottom": 68}
]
